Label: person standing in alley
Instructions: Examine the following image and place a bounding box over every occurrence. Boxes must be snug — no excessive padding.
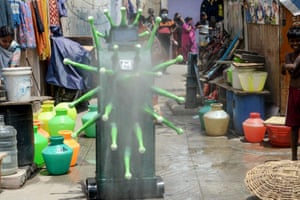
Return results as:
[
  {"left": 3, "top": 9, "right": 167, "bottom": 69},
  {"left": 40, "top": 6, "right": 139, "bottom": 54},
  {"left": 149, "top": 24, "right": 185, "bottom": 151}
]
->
[
  {"left": 173, "top": 12, "right": 184, "bottom": 59},
  {"left": 197, "top": 12, "right": 210, "bottom": 50},
  {"left": 0, "top": 25, "right": 20, "bottom": 69},
  {"left": 157, "top": 8, "right": 176, "bottom": 61},
  {"left": 181, "top": 16, "right": 198, "bottom": 63},
  {"left": 282, "top": 25, "right": 300, "bottom": 160},
  {"left": 145, "top": 8, "right": 155, "bottom": 31}
]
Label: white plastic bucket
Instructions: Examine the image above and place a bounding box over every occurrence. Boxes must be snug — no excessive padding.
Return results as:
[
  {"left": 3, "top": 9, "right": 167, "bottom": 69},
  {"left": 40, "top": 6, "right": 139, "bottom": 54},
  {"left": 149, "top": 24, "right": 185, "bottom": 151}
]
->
[{"left": 2, "top": 67, "right": 32, "bottom": 101}]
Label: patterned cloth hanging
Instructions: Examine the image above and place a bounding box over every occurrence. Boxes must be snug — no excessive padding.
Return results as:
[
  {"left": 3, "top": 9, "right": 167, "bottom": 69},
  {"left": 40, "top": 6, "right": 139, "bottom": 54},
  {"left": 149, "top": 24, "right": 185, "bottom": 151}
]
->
[
  {"left": 19, "top": 1, "right": 36, "bottom": 49},
  {"left": 8, "top": 0, "right": 21, "bottom": 28},
  {"left": 48, "top": 0, "right": 60, "bottom": 27}
]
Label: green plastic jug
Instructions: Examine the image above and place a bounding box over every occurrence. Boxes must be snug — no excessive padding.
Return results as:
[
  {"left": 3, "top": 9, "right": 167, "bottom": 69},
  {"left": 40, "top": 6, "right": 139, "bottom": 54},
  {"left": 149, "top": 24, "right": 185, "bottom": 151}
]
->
[
  {"left": 33, "top": 125, "right": 48, "bottom": 167},
  {"left": 48, "top": 108, "right": 75, "bottom": 136},
  {"left": 38, "top": 104, "right": 55, "bottom": 133},
  {"left": 55, "top": 102, "right": 77, "bottom": 120}
]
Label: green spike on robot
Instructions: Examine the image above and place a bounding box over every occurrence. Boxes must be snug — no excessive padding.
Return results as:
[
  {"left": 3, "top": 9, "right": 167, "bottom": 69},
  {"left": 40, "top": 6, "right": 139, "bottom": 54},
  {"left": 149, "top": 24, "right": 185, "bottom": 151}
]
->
[
  {"left": 110, "top": 123, "right": 118, "bottom": 151},
  {"left": 131, "top": 8, "right": 142, "bottom": 26},
  {"left": 134, "top": 123, "right": 146, "bottom": 153},
  {"left": 152, "top": 86, "right": 185, "bottom": 103},
  {"left": 102, "top": 103, "right": 113, "bottom": 121},
  {"left": 124, "top": 147, "right": 132, "bottom": 180},
  {"left": 144, "top": 106, "right": 184, "bottom": 135},
  {"left": 103, "top": 8, "right": 117, "bottom": 28}
]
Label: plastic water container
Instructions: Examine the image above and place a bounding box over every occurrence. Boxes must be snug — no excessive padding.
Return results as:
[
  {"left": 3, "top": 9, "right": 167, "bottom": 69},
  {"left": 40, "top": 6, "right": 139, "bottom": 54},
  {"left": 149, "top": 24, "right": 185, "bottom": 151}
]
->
[
  {"left": 42, "top": 136, "right": 73, "bottom": 175},
  {"left": 55, "top": 102, "right": 77, "bottom": 121},
  {"left": 38, "top": 104, "right": 55, "bottom": 133},
  {"left": 48, "top": 108, "right": 75, "bottom": 136},
  {"left": 203, "top": 103, "right": 230, "bottom": 136},
  {"left": 33, "top": 125, "right": 48, "bottom": 167},
  {"left": 0, "top": 115, "right": 18, "bottom": 175},
  {"left": 2, "top": 67, "right": 32, "bottom": 102},
  {"left": 231, "top": 66, "right": 255, "bottom": 90},
  {"left": 81, "top": 104, "right": 98, "bottom": 137},
  {"left": 198, "top": 99, "right": 217, "bottom": 130},
  {"left": 0, "top": 104, "right": 34, "bottom": 166},
  {"left": 232, "top": 93, "right": 265, "bottom": 135},
  {"left": 238, "top": 71, "right": 268, "bottom": 92},
  {"left": 59, "top": 130, "right": 80, "bottom": 166},
  {"left": 243, "top": 112, "right": 266, "bottom": 143},
  {"left": 266, "top": 125, "right": 292, "bottom": 147}
]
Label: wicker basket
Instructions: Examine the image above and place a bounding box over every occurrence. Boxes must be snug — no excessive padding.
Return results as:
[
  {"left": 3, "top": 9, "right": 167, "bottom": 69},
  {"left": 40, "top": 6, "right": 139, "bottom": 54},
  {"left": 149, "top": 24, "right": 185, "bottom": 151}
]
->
[{"left": 245, "top": 160, "right": 300, "bottom": 200}]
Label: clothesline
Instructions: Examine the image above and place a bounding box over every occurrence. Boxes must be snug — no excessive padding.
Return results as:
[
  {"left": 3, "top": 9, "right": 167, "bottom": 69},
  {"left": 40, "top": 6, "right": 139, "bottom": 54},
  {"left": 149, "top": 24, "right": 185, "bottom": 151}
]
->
[{"left": 1, "top": 0, "right": 68, "bottom": 60}]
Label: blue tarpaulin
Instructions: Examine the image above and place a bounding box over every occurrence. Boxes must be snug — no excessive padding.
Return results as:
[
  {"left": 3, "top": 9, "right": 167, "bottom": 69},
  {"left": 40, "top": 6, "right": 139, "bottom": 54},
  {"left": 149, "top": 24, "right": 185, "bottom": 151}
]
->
[{"left": 46, "top": 36, "right": 92, "bottom": 90}]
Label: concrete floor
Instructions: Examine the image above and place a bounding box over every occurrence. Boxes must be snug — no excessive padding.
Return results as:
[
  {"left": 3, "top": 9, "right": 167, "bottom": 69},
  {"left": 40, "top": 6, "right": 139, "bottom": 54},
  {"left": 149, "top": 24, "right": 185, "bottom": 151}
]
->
[{"left": 0, "top": 64, "right": 293, "bottom": 200}]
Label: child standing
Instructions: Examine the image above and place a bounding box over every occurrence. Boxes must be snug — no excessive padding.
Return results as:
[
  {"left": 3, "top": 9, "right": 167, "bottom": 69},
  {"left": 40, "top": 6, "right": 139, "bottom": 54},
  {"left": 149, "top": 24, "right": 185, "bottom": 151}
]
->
[{"left": 282, "top": 26, "right": 300, "bottom": 160}]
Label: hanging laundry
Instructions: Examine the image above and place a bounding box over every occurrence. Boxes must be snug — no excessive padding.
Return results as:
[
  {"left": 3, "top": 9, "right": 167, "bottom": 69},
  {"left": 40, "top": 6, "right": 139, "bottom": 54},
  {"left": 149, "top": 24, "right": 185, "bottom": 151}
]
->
[
  {"left": 57, "top": 0, "right": 68, "bottom": 17},
  {"left": 8, "top": 0, "right": 21, "bottom": 28},
  {"left": 127, "top": 0, "right": 136, "bottom": 20},
  {"left": 19, "top": 1, "right": 36, "bottom": 49},
  {"left": 46, "top": 36, "right": 92, "bottom": 90},
  {"left": 32, "top": 0, "right": 44, "bottom": 33},
  {"left": 0, "top": 0, "right": 13, "bottom": 28},
  {"left": 30, "top": 0, "right": 51, "bottom": 60},
  {"left": 48, "top": 0, "right": 60, "bottom": 28}
]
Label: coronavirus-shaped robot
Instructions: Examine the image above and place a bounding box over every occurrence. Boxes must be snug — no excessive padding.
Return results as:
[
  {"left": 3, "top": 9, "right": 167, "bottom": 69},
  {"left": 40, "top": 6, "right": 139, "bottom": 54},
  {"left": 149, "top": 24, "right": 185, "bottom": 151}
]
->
[{"left": 65, "top": 7, "right": 185, "bottom": 200}]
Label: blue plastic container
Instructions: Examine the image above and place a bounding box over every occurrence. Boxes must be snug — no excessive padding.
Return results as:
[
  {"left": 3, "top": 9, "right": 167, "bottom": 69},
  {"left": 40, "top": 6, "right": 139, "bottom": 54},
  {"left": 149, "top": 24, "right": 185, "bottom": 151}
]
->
[{"left": 232, "top": 93, "right": 265, "bottom": 135}]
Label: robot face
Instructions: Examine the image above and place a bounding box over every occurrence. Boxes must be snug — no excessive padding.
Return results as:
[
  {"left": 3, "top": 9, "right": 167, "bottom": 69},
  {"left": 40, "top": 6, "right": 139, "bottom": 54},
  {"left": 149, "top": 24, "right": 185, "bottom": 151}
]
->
[{"left": 119, "top": 59, "right": 134, "bottom": 71}]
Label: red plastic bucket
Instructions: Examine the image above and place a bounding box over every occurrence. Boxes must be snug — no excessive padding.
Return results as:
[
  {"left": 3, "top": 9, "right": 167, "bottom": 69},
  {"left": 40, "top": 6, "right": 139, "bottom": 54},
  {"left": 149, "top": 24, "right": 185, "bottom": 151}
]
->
[{"left": 266, "top": 124, "right": 291, "bottom": 147}]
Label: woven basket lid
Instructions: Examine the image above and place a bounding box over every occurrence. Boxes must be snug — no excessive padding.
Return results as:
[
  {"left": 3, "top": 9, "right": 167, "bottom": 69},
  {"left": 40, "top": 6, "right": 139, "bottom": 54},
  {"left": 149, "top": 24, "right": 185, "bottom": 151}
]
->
[{"left": 245, "top": 160, "right": 300, "bottom": 200}]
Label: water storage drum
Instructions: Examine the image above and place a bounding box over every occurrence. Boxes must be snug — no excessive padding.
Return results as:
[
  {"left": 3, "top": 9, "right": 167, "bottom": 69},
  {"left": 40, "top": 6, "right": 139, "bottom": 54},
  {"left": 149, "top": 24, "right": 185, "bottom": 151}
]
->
[{"left": 0, "top": 115, "right": 18, "bottom": 175}]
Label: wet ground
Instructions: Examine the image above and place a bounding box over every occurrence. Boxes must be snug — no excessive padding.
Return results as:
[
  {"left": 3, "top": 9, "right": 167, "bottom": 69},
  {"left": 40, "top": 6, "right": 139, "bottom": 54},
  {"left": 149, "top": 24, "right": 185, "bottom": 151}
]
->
[{"left": 0, "top": 64, "right": 292, "bottom": 200}]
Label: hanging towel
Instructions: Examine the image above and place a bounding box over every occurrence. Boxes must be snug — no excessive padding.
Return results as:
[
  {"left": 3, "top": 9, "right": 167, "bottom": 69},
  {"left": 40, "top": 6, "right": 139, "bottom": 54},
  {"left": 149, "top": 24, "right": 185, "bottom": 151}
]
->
[
  {"left": 0, "top": 0, "right": 13, "bottom": 28},
  {"left": 30, "top": 0, "right": 51, "bottom": 60},
  {"left": 19, "top": 1, "right": 36, "bottom": 49},
  {"left": 8, "top": 0, "right": 21, "bottom": 27},
  {"left": 32, "top": 0, "right": 44, "bottom": 33}
]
